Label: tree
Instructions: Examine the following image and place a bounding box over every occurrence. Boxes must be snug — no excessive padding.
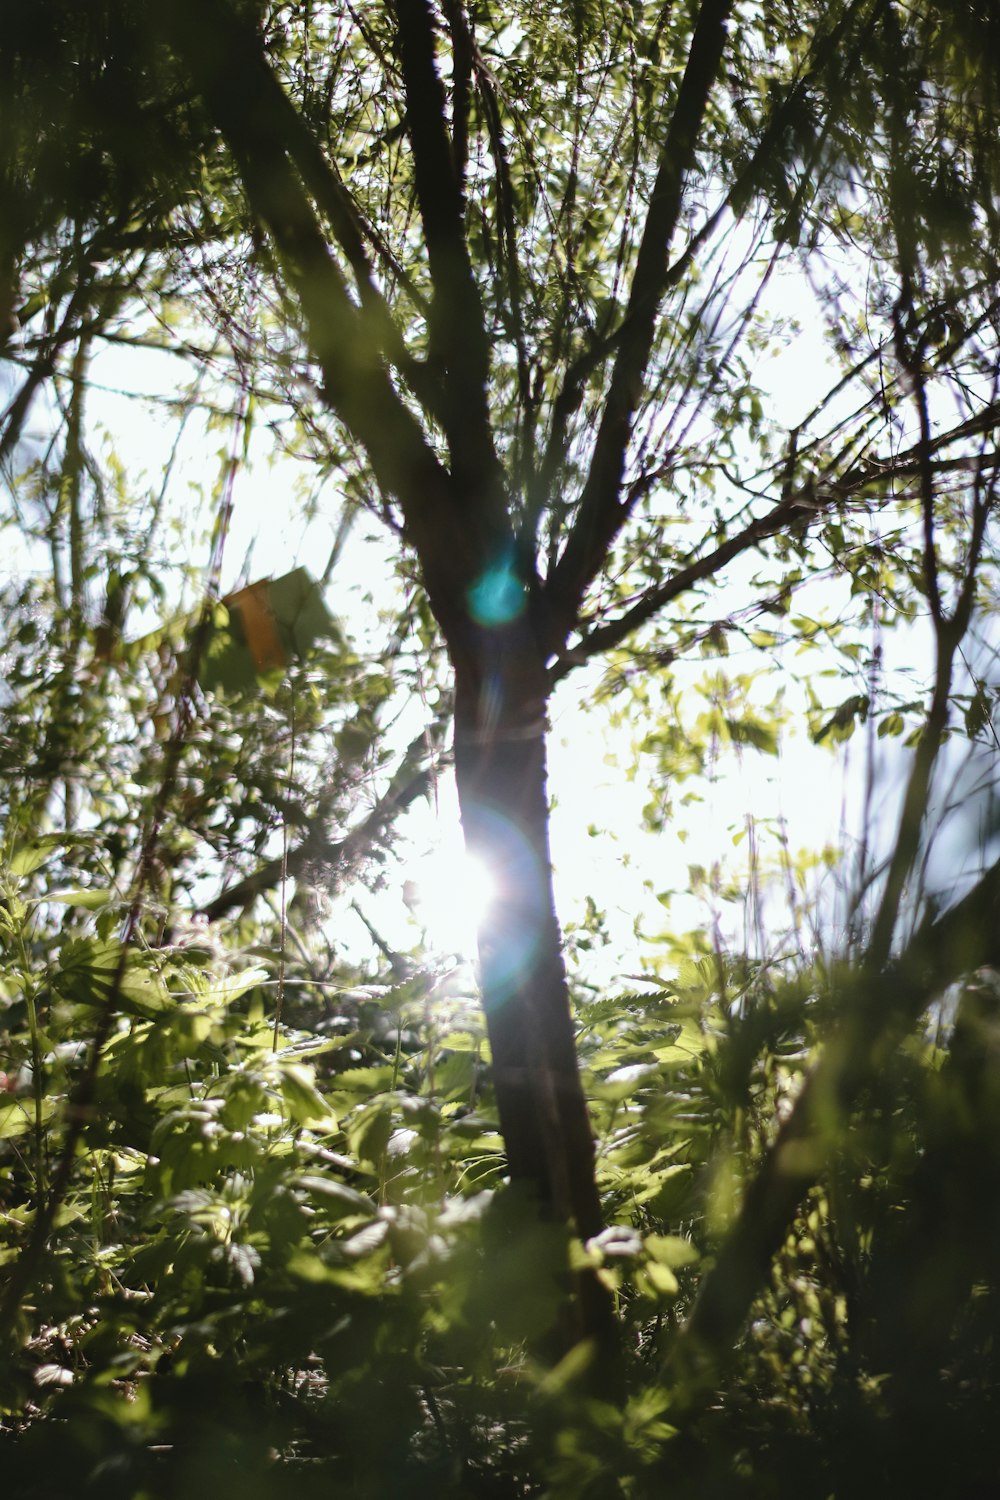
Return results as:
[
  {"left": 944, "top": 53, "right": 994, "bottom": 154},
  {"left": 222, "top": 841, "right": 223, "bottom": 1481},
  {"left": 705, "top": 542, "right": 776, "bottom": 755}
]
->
[
  {"left": 154, "top": 0, "right": 1000, "bottom": 1347},
  {"left": 4, "top": 0, "right": 1000, "bottom": 1473}
]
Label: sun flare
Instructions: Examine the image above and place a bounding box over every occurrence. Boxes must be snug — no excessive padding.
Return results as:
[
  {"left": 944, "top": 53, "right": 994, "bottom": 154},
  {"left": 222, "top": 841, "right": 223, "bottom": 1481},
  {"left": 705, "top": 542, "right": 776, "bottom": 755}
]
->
[{"left": 404, "top": 848, "right": 496, "bottom": 958}]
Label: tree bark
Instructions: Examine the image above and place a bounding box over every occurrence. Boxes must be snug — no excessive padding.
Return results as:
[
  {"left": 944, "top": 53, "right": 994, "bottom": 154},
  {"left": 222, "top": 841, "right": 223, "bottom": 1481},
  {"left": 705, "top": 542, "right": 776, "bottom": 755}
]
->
[
  {"left": 452, "top": 621, "right": 616, "bottom": 1356},
  {"left": 453, "top": 646, "right": 600, "bottom": 1235}
]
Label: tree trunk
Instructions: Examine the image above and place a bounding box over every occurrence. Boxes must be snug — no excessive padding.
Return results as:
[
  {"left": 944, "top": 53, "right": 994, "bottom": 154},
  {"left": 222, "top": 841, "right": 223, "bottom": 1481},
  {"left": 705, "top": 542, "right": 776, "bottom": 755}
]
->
[
  {"left": 453, "top": 657, "right": 600, "bottom": 1232},
  {"left": 452, "top": 626, "right": 615, "bottom": 1354}
]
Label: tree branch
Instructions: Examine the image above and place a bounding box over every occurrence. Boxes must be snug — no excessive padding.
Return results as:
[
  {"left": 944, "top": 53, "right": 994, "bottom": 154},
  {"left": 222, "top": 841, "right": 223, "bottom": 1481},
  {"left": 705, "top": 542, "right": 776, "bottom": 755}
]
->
[
  {"left": 393, "top": 0, "right": 504, "bottom": 512},
  {"left": 536, "top": 0, "right": 880, "bottom": 641},
  {"left": 549, "top": 401, "right": 1000, "bottom": 682},
  {"left": 200, "top": 727, "right": 448, "bottom": 922},
  {"left": 161, "top": 0, "right": 443, "bottom": 424},
  {"left": 0, "top": 274, "right": 95, "bottom": 468},
  {"left": 164, "top": 0, "right": 486, "bottom": 649},
  {"left": 440, "top": 0, "right": 473, "bottom": 202},
  {"left": 660, "top": 399, "right": 999, "bottom": 1391},
  {"left": 545, "top": 0, "right": 734, "bottom": 634},
  {"left": 466, "top": 36, "right": 533, "bottom": 495}
]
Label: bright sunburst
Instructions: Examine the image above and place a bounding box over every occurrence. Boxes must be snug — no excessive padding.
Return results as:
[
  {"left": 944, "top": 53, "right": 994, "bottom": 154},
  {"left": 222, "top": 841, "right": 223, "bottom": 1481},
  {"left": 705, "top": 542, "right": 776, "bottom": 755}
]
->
[{"left": 404, "top": 846, "right": 496, "bottom": 959}]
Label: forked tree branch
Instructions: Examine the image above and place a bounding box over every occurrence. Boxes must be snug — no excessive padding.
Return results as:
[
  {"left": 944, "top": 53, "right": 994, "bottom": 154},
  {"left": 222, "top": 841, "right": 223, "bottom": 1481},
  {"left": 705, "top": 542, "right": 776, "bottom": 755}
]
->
[
  {"left": 536, "top": 0, "right": 881, "bottom": 641},
  {"left": 549, "top": 399, "right": 1000, "bottom": 681},
  {"left": 393, "top": 0, "right": 505, "bottom": 513},
  {"left": 545, "top": 0, "right": 734, "bottom": 634},
  {"left": 161, "top": 0, "right": 442, "bottom": 421},
  {"left": 164, "top": 0, "right": 491, "bottom": 649}
]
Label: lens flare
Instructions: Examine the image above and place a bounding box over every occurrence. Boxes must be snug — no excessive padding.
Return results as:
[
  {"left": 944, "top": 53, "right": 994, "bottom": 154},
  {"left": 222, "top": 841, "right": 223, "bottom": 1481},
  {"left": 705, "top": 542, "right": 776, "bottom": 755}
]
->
[
  {"left": 462, "top": 805, "right": 545, "bottom": 1008},
  {"left": 406, "top": 849, "right": 496, "bottom": 958},
  {"left": 467, "top": 556, "right": 526, "bottom": 626}
]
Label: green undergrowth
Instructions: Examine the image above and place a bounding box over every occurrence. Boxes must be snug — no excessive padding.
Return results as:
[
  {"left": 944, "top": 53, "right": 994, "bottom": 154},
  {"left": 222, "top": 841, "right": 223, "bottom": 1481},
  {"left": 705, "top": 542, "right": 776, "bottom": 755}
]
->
[{"left": 4, "top": 848, "right": 1000, "bottom": 1498}]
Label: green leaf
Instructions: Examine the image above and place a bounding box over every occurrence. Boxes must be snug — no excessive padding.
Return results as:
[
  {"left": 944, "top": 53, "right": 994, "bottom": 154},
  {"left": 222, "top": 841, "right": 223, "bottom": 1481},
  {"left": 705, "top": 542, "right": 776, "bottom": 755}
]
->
[
  {"left": 437, "top": 1030, "right": 483, "bottom": 1052},
  {"left": 965, "top": 688, "right": 993, "bottom": 739},
  {"left": 334, "top": 1066, "right": 395, "bottom": 1092},
  {"left": 196, "top": 567, "right": 337, "bottom": 694},
  {"left": 294, "top": 1174, "right": 373, "bottom": 1219},
  {"left": 197, "top": 965, "right": 270, "bottom": 1007},
  {"left": 55, "top": 937, "right": 172, "bottom": 1016},
  {"left": 46, "top": 888, "right": 113, "bottom": 909},
  {"left": 643, "top": 1261, "right": 680, "bottom": 1298},
  {"left": 9, "top": 835, "right": 66, "bottom": 876},
  {"left": 593, "top": 1062, "right": 660, "bottom": 1101},
  {"left": 279, "top": 1063, "right": 336, "bottom": 1127},
  {"left": 645, "top": 1233, "right": 699, "bottom": 1269},
  {"left": 725, "top": 716, "right": 779, "bottom": 755},
  {"left": 0, "top": 1096, "right": 58, "bottom": 1138}
]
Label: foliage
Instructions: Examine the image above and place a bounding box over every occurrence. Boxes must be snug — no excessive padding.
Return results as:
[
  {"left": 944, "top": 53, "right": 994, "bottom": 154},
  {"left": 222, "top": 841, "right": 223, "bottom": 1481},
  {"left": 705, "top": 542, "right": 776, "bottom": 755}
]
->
[
  {"left": 5, "top": 794, "right": 1000, "bottom": 1496},
  {"left": 4, "top": 0, "right": 1000, "bottom": 1494}
]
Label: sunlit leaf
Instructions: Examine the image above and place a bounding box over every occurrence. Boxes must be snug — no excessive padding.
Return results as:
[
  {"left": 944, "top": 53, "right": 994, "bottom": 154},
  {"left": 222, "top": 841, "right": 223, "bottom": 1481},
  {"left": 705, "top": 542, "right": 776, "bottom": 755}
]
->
[
  {"left": 0, "top": 1096, "right": 58, "bottom": 1138},
  {"left": 45, "top": 887, "right": 113, "bottom": 909},
  {"left": 645, "top": 1233, "right": 699, "bottom": 1269},
  {"left": 279, "top": 1063, "right": 337, "bottom": 1127}
]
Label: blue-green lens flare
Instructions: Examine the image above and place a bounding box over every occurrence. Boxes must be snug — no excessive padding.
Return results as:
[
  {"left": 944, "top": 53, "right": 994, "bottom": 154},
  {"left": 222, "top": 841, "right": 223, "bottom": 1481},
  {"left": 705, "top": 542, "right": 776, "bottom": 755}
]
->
[{"left": 467, "top": 559, "right": 526, "bottom": 627}]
